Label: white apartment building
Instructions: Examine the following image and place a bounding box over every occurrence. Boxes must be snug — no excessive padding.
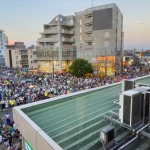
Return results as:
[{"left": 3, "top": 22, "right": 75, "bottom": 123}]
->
[{"left": 0, "top": 29, "right": 8, "bottom": 66}]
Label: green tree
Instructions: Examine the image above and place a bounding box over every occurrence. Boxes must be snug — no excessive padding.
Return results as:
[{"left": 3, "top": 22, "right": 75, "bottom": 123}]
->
[{"left": 69, "top": 58, "right": 93, "bottom": 77}]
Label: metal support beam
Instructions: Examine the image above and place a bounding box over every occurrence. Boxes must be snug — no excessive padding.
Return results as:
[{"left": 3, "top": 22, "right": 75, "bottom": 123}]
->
[
  {"left": 102, "top": 114, "right": 132, "bottom": 130},
  {"left": 140, "top": 131, "right": 150, "bottom": 138},
  {"left": 109, "top": 111, "right": 119, "bottom": 117}
]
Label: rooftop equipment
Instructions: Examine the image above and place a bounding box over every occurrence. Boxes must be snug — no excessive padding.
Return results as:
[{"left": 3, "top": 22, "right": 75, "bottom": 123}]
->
[
  {"left": 122, "top": 79, "right": 135, "bottom": 92},
  {"left": 100, "top": 125, "right": 115, "bottom": 145},
  {"left": 119, "top": 87, "right": 150, "bottom": 127}
]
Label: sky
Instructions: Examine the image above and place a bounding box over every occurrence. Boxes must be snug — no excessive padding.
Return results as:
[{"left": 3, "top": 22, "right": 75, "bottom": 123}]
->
[{"left": 0, "top": 0, "right": 150, "bottom": 50}]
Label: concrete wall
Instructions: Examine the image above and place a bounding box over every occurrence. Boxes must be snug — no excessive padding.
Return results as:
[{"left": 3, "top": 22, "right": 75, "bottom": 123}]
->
[{"left": 13, "top": 106, "right": 63, "bottom": 150}]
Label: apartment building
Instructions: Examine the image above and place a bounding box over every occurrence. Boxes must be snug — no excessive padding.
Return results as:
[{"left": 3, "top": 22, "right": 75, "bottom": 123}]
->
[
  {"left": 36, "top": 3, "right": 123, "bottom": 74},
  {"left": 36, "top": 15, "right": 76, "bottom": 72},
  {"left": 4, "top": 42, "right": 37, "bottom": 69},
  {"left": 75, "top": 3, "right": 123, "bottom": 74},
  {"left": 0, "top": 29, "right": 8, "bottom": 66}
]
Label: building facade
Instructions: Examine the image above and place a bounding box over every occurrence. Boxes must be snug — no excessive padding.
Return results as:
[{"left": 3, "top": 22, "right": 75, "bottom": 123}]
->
[
  {"left": 75, "top": 3, "right": 123, "bottom": 74},
  {"left": 36, "top": 14, "right": 76, "bottom": 72},
  {"left": 36, "top": 3, "right": 123, "bottom": 74},
  {"left": 0, "top": 29, "right": 8, "bottom": 66},
  {"left": 4, "top": 42, "right": 37, "bottom": 69}
]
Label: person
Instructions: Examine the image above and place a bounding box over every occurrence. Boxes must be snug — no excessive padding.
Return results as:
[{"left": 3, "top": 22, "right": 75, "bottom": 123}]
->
[
  {"left": 12, "top": 121, "right": 16, "bottom": 130},
  {"left": 3, "top": 124, "right": 9, "bottom": 133},
  {"left": 0, "top": 118, "right": 3, "bottom": 129},
  {"left": 9, "top": 98, "right": 15, "bottom": 107},
  {"left": 14, "top": 141, "right": 21, "bottom": 150},
  {"left": 1, "top": 99, "right": 5, "bottom": 110},
  {"left": 8, "top": 124, "right": 13, "bottom": 134},
  {"left": 5, "top": 112, "right": 11, "bottom": 125},
  {"left": 5, "top": 98, "right": 9, "bottom": 109},
  {"left": 0, "top": 134, "right": 2, "bottom": 143}
]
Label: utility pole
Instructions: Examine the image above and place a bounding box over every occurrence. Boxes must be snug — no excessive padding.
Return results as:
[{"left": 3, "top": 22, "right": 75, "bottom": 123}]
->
[
  {"left": 105, "top": 48, "right": 107, "bottom": 76},
  {"left": 96, "top": 55, "right": 98, "bottom": 76},
  {"left": 52, "top": 48, "right": 54, "bottom": 80}
]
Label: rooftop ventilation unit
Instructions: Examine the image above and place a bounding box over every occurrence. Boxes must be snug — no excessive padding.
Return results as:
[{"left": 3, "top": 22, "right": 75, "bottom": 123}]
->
[
  {"left": 122, "top": 79, "right": 135, "bottom": 92},
  {"left": 119, "top": 87, "right": 150, "bottom": 127},
  {"left": 100, "top": 125, "right": 115, "bottom": 145},
  {"left": 136, "top": 83, "right": 150, "bottom": 88}
]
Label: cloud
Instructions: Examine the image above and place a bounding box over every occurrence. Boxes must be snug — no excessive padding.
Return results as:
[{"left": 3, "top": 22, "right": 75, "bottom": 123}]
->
[{"left": 137, "top": 22, "right": 144, "bottom": 24}]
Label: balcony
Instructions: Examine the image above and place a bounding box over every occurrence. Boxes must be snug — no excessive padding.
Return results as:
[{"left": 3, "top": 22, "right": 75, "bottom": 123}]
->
[
  {"left": 35, "top": 56, "right": 59, "bottom": 60},
  {"left": 61, "top": 21, "right": 75, "bottom": 26},
  {"left": 41, "top": 29, "right": 59, "bottom": 34},
  {"left": 19, "top": 52, "right": 28, "bottom": 55},
  {"left": 84, "top": 10, "right": 93, "bottom": 17},
  {"left": 61, "top": 29, "right": 74, "bottom": 34},
  {"left": 62, "top": 56, "right": 76, "bottom": 60},
  {"left": 84, "top": 17, "right": 93, "bottom": 25},
  {"left": 84, "top": 36, "right": 92, "bottom": 41},
  {"left": 21, "top": 57, "right": 28, "bottom": 60},
  {"left": 37, "top": 38, "right": 59, "bottom": 43},
  {"left": 84, "top": 26, "right": 92, "bottom": 33},
  {"left": 61, "top": 37, "right": 74, "bottom": 42},
  {"left": 85, "top": 45, "right": 93, "bottom": 49},
  {"left": 20, "top": 61, "right": 28, "bottom": 65}
]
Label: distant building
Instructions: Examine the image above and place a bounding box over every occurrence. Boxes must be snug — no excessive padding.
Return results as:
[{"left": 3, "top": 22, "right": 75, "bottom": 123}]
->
[
  {"left": 0, "top": 29, "right": 8, "bottom": 66},
  {"left": 4, "top": 42, "right": 37, "bottom": 69}
]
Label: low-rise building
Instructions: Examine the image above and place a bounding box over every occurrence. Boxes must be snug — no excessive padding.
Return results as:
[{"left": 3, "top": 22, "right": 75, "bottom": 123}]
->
[{"left": 4, "top": 42, "right": 37, "bottom": 69}]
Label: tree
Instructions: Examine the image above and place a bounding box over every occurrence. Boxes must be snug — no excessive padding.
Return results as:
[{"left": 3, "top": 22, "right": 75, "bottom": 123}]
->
[{"left": 69, "top": 58, "right": 93, "bottom": 77}]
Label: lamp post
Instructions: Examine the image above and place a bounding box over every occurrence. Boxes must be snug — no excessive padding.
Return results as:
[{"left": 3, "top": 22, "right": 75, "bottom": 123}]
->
[{"left": 96, "top": 55, "right": 98, "bottom": 76}]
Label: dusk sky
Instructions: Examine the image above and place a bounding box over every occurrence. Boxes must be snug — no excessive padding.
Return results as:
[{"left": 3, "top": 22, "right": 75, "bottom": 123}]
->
[{"left": 0, "top": 0, "right": 150, "bottom": 50}]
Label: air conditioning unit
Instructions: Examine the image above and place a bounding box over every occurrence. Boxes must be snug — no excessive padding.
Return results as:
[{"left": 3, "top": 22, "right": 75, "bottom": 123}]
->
[
  {"left": 119, "top": 87, "right": 150, "bottom": 127},
  {"left": 100, "top": 125, "right": 115, "bottom": 145},
  {"left": 122, "top": 79, "right": 135, "bottom": 92},
  {"left": 136, "top": 83, "right": 150, "bottom": 88}
]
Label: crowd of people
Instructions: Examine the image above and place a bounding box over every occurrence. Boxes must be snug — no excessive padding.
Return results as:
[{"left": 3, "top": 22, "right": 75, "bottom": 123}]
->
[
  {"left": 0, "top": 112, "right": 21, "bottom": 150},
  {"left": 0, "top": 65, "right": 149, "bottom": 149},
  {"left": 0, "top": 66, "right": 149, "bottom": 108}
]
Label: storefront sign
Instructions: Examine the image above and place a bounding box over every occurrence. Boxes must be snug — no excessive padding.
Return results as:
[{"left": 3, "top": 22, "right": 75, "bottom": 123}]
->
[{"left": 25, "top": 140, "right": 33, "bottom": 150}]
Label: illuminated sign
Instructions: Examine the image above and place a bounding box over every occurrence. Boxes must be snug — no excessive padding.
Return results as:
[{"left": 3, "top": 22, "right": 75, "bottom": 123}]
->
[{"left": 25, "top": 140, "right": 33, "bottom": 150}]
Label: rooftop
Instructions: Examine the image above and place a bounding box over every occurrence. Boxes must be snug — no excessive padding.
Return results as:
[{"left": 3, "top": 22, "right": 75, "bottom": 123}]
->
[{"left": 14, "top": 76, "right": 150, "bottom": 150}]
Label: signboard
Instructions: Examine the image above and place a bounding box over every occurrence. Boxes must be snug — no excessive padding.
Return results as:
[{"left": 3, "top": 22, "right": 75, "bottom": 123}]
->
[
  {"left": 25, "top": 140, "right": 33, "bottom": 150},
  {"left": 91, "top": 58, "right": 97, "bottom": 62}
]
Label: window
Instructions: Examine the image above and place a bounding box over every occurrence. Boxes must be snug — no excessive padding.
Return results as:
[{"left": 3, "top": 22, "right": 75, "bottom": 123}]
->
[
  {"left": 85, "top": 51, "right": 92, "bottom": 57},
  {"left": 80, "top": 27, "right": 82, "bottom": 33},
  {"left": 0, "top": 50, "right": 2, "bottom": 53},
  {"left": 77, "top": 51, "right": 82, "bottom": 58},
  {"left": 31, "top": 61, "right": 33, "bottom": 64},
  {"left": 80, "top": 19, "right": 82, "bottom": 25},
  {"left": 31, "top": 55, "right": 32, "bottom": 58},
  {"left": 105, "top": 32, "right": 109, "bottom": 38},
  {"left": 80, "top": 35, "right": 82, "bottom": 41},
  {"left": 105, "top": 41, "right": 109, "bottom": 48}
]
